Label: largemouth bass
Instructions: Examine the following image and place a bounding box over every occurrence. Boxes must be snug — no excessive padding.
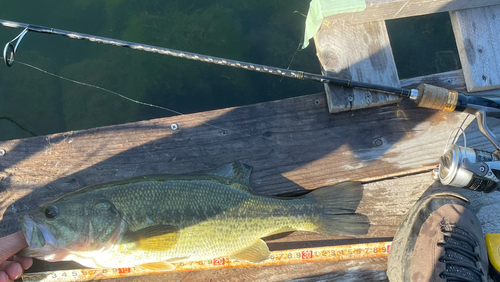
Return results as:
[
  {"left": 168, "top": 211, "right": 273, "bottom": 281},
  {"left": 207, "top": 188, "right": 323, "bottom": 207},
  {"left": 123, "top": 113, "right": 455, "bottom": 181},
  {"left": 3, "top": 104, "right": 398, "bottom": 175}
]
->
[{"left": 18, "top": 162, "right": 369, "bottom": 270}]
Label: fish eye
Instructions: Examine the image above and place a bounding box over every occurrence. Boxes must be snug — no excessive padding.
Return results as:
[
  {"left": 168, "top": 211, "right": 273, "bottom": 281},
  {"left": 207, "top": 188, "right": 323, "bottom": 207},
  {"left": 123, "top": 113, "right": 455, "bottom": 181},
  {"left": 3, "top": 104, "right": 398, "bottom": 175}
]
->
[{"left": 44, "top": 205, "right": 59, "bottom": 219}]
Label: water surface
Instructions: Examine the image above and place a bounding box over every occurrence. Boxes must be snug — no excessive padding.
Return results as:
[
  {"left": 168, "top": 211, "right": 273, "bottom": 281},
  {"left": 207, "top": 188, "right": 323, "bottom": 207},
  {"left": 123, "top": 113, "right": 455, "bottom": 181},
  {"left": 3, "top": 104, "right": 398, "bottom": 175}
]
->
[{"left": 0, "top": 2, "right": 459, "bottom": 141}]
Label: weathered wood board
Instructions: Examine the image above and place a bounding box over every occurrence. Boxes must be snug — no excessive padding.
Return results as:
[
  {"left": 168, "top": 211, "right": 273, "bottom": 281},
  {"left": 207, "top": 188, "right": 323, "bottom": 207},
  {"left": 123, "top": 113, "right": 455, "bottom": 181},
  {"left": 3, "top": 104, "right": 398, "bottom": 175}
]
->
[
  {"left": 1, "top": 1, "right": 500, "bottom": 280},
  {"left": 321, "top": 0, "right": 500, "bottom": 26},
  {"left": 400, "top": 69, "right": 500, "bottom": 96},
  {"left": 450, "top": 5, "right": 500, "bottom": 92},
  {"left": 315, "top": 21, "right": 401, "bottom": 113},
  {"left": 2, "top": 73, "right": 500, "bottom": 281},
  {"left": 400, "top": 69, "right": 469, "bottom": 91},
  {"left": 4, "top": 93, "right": 496, "bottom": 235}
]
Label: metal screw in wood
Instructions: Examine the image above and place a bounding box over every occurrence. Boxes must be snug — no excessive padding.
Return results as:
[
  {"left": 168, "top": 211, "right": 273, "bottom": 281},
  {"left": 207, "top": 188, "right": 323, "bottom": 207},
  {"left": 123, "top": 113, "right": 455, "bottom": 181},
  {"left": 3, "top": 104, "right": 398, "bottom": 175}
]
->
[
  {"left": 373, "top": 138, "right": 383, "bottom": 147},
  {"left": 0, "top": 149, "right": 5, "bottom": 156},
  {"left": 171, "top": 124, "right": 178, "bottom": 130},
  {"left": 366, "top": 94, "right": 372, "bottom": 103}
]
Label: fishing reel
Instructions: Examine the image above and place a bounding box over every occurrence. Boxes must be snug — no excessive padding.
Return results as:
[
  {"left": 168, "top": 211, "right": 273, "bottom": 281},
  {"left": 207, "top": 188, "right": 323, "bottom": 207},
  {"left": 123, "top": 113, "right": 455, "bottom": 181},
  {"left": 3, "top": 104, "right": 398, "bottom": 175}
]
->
[
  {"left": 434, "top": 103, "right": 500, "bottom": 193},
  {"left": 436, "top": 144, "right": 500, "bottom": 192}
]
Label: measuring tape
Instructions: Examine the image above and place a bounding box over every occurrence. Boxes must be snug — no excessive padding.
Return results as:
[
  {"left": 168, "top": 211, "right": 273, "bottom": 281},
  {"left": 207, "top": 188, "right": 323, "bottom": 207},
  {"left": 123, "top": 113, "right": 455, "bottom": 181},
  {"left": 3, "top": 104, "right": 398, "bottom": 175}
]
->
[{"left": 22, "top": 241, "right": 391, "bottom": 282}]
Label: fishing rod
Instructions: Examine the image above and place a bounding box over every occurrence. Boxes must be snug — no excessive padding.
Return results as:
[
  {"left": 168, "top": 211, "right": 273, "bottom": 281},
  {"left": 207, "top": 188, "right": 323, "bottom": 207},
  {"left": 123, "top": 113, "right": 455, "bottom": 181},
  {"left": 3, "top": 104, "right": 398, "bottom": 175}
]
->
[
  {"left": 0, "top": 20, "right": 412, "bottom": 97},
  {"left": 2, "top": 19, "right": 500, "bottom": 192},
  {"left": 0, "top": 19, "right": 489, "bottom": 112}
]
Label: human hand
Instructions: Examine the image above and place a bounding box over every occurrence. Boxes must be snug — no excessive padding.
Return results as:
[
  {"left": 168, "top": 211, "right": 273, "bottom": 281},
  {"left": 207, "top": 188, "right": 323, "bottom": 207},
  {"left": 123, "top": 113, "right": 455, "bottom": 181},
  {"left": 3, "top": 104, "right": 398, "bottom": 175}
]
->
[{"left": 0, "top": 232, "right": 32, "bottom": 282}]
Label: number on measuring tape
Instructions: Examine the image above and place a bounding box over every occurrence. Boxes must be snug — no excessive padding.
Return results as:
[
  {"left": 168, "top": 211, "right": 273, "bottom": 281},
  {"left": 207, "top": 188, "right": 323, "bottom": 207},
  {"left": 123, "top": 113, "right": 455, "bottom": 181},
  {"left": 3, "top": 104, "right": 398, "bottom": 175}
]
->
[
  {"left": 214, "top": 258, "right": 225, "bottom": 266},
  {"left": 301, "top": 250, "right": 313, "bottom": 259},
  {"left": 21, "top": 242, "right": 392, "bottom": 281}
]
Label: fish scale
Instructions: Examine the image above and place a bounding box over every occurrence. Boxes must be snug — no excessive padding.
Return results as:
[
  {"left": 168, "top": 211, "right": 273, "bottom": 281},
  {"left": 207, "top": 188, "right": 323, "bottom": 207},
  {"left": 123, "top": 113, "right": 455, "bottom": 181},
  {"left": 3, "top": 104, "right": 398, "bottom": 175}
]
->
[
  {"left": 18, "top": 162, "right": 369, "bottom": 269},
  {"left": 103, "top": 179, "right": 315, "bottom": 264}
]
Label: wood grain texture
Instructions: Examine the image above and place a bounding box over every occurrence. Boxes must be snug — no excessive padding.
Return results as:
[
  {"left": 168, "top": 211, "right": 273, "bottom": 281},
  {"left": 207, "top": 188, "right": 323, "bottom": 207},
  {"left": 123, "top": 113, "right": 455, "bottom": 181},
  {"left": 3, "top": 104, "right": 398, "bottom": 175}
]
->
[
  {"left": 2, "top": 89, "right": 500, "bottom": 280},
  {"left": 400, "top": 70, "right": 468, "bottom": 91},
  {"left": 111, "top": 257, "right": 390, "bottom": 282},
  {"left": 400, "top": 69, "right": 500, "bottom": 96},
  {"left": 2, "top": 93, "right": 500, "bottom": 236},
  {"left": 315, "top": 21, "right": 401, "bottom": 113},
  {"left": 450, "top": 5, "right": 500, "bottom": 92},
  {"left": 321, "top": 0, "right": 500, "bottom": 26}
]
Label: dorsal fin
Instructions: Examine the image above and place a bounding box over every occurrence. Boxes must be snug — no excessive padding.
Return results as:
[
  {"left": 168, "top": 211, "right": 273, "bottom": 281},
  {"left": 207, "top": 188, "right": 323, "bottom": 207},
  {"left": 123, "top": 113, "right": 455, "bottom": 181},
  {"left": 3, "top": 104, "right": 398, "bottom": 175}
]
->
[{"left": 208, "top": 162, "right": 253, "bottom": 187}]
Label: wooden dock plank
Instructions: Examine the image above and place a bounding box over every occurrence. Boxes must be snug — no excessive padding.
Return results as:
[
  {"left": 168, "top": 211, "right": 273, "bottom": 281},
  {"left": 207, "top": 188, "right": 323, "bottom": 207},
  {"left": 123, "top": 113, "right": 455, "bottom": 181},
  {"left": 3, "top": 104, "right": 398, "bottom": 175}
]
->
[
  {"left": 315, "top": 21, "right": 401, "bottom": 113},
  {"left": 450, "top": 5, "right": 500, "bottom": 92},
  {"left": 1, "top": 93, "right": 498, "bottom": 236},
  {"left": 400, "top": 69, "right": 469, "bottom": 91},
  {"left": 2, "top": 76, "right": 500, "bottom": 280},
  {"left": 1, "top": 3, "right": 499, "bottom": 281},
  {"left": 2, "top": 90, "right": 500, "bottom": 236},
  {"left": 115, "top": 257, "right": 390, "bottom": 282},
  {"left": 400, "top": 69, "right": 500, "bottom": 96},
  {"left": 320, "top": 0, "right": 500, "bottom": 26}
]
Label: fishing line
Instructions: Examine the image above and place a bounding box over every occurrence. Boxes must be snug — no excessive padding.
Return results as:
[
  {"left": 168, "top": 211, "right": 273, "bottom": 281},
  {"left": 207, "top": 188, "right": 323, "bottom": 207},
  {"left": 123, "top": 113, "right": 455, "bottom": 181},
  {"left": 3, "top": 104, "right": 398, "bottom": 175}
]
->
[
  {"left": 0, "top": 116, "right": 37, "bottom": 136},
  {"left": 279, "top": 11, "right": 307, "bottom": 83},
  {"left": 9, "top": 59, "right": 185, "bottom": 116},
  {"left": 293, "top": 11, "right": 307, "bottom": 18},
  {"left": 0, "top": 19, "right": 414, "bottom": 98},
  {"left": 442, "top": 114, "right": 471, "bottom": 154},
  {"left": 1, "top": 57, "right": 267, "bottom": 141},
  {"left": 280, "top": 42, "right": 302, "bottom": 83},
  {"left": 453, "top": 114, "right": 471, "bottom": 145}
]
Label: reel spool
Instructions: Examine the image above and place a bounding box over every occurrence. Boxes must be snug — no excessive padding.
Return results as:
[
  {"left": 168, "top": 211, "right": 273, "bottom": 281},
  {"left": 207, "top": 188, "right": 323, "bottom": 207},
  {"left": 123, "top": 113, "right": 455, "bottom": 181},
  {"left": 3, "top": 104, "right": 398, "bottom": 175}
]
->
[{"left": 437, "top": 144, "right": 500, "bottom": 193}]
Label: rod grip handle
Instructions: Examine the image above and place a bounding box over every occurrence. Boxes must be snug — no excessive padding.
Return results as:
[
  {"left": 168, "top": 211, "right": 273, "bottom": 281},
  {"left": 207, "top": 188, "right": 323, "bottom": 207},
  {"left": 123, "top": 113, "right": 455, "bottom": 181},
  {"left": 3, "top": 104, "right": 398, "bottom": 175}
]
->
[{"left": 414, "top": 83, "right": 458, "bottom": 112}]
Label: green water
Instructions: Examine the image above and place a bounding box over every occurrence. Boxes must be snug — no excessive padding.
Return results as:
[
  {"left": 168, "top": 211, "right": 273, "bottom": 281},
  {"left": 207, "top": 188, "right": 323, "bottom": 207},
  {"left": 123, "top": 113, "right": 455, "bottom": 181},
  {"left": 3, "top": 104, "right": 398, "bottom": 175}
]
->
[{"left": 0, "top": 2, "right": 459, "bottom": 141}]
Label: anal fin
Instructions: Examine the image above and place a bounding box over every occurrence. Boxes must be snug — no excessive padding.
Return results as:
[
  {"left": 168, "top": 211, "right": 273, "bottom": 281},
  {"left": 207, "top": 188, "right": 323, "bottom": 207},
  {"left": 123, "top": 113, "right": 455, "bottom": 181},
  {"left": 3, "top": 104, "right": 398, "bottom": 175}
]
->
[
  {"left": 139, "top": 261, "right": 176, "bottom": 271},
  {"left": 229, "top": 239, "right": 270, "bottom": 263}
]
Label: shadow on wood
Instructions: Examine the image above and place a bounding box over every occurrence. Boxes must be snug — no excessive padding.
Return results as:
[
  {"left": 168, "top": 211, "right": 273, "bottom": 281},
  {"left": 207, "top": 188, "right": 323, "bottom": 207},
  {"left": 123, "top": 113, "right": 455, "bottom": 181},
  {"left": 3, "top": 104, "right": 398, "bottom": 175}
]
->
[{"left": 1, "top": 96, "right": 450, "bottom": 234}]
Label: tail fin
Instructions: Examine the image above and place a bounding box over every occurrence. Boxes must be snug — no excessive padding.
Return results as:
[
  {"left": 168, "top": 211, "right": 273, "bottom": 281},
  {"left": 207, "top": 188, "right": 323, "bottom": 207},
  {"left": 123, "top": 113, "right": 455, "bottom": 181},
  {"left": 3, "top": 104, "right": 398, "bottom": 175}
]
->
[{"left": 306, "top": 181, "right": 369, "bottom": 236}]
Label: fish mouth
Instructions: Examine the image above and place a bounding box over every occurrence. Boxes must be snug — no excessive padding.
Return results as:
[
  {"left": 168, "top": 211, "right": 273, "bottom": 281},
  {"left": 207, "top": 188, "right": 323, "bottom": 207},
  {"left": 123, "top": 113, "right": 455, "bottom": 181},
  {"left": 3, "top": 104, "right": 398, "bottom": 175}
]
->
[{"left": 18, "top": 214, "right": 56, "bottom": 257}]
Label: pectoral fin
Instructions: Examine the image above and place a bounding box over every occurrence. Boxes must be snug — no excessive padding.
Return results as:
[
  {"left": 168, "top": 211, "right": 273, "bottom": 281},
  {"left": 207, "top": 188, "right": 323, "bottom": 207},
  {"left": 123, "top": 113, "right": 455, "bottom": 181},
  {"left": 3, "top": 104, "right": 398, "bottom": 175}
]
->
[
  {"left": 123, "top": 225, "right": 180, "bottom": 251},
  {"left": 229, "top": 239, "right": 270, "bottom": 263},
  {"left": 124, "top": 225, "right": 179, "bottom": 240}
]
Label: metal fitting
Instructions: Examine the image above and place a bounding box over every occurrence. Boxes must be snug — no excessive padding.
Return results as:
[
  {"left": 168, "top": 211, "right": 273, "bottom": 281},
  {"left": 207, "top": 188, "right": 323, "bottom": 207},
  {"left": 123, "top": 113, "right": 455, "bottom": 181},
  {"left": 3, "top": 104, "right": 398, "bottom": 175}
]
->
[{"left": 409, "top": 89, "right": 419, "bottom": 100}]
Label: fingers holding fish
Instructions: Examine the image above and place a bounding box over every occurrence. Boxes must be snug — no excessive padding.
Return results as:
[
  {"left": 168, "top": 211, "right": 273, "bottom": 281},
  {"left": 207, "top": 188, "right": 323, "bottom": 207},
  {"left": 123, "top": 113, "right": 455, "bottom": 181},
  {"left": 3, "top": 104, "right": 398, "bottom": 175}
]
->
[
  {"left": 0, "top": 271, "right": 9, "bottom": 282},
  {"left": 0, "top": 232, "right": 33, "bottom": 282},
  {"left": 0, "top": 232, "right": 29, "bottom": 262},
  {"left": 0, "top": 261, "right": 23, "bottom": 282},
  {"left": 11, "top": 255, "right": 33, "bottom": 270}
]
